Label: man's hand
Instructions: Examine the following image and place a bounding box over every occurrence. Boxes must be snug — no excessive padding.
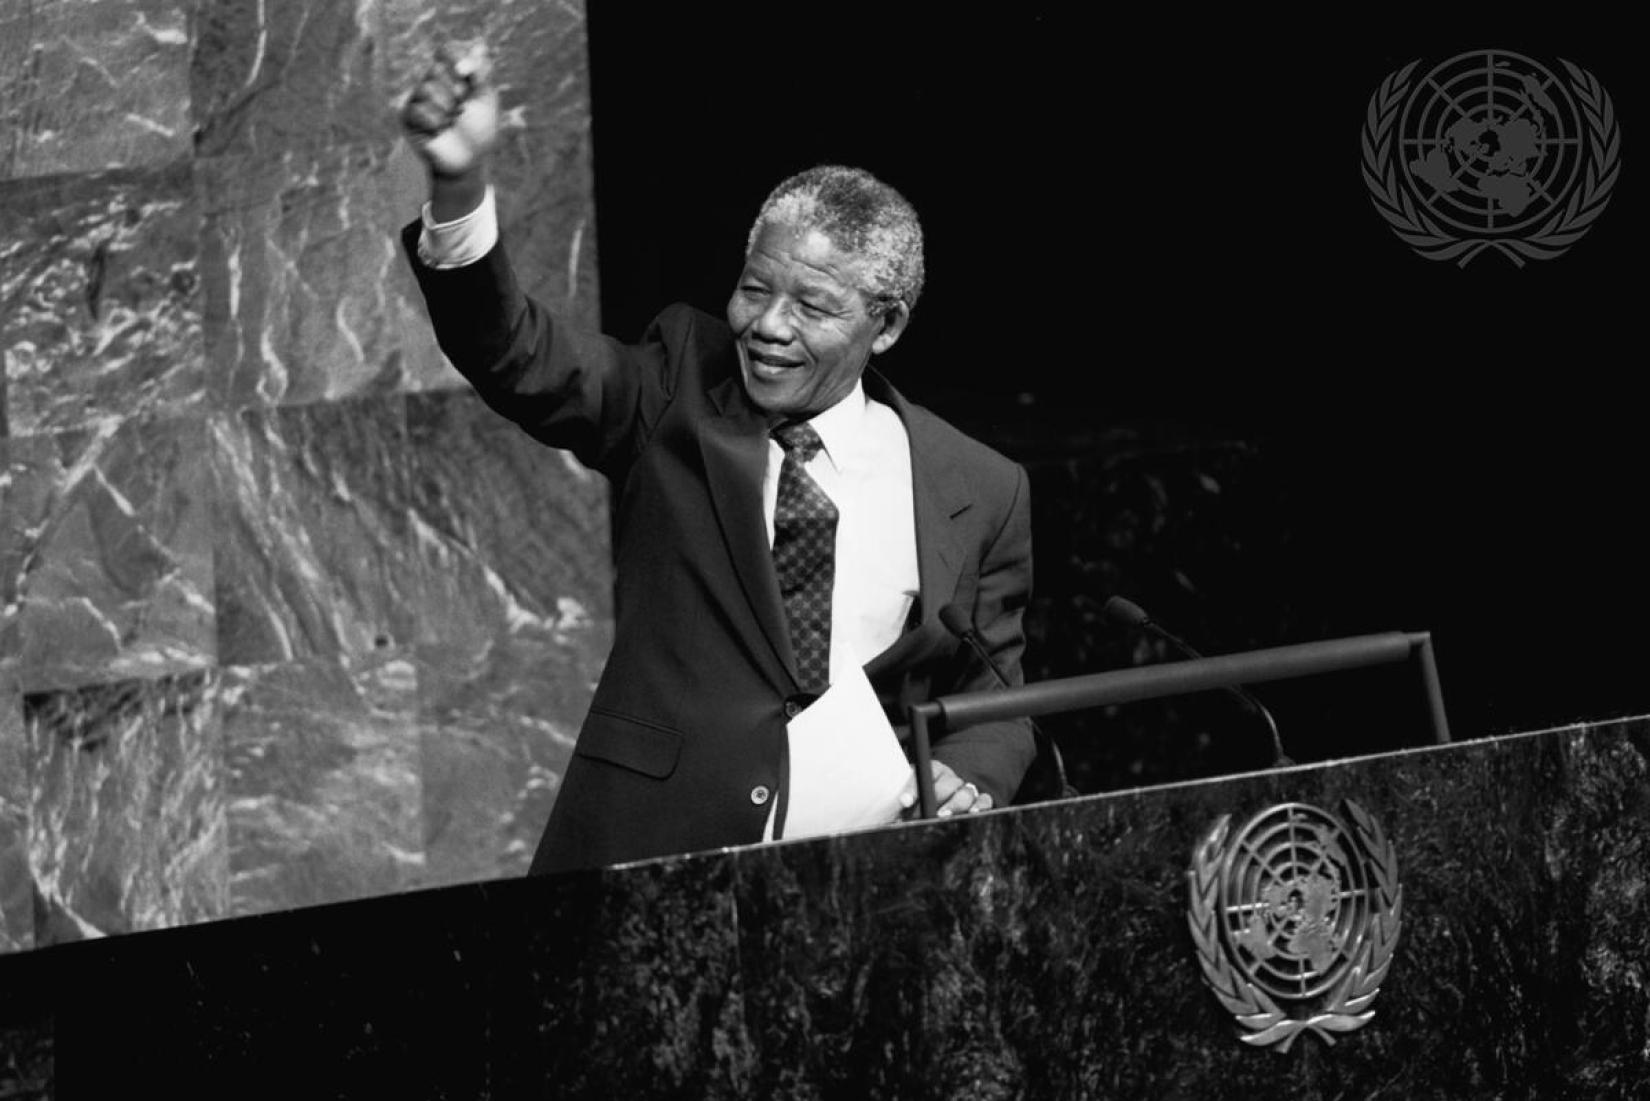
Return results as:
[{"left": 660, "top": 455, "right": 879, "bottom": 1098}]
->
[
  {"left": 401, "top": 42, "right": 500, "bottom": 181},
  {"left": 899, "top": 760, "right": 994, "bottom": 820}
]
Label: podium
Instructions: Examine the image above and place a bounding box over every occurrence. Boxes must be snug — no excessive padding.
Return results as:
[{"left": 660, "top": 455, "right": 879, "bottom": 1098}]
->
[{"left": 2, "top": 710, "right": 1647, "bottom": 1097}]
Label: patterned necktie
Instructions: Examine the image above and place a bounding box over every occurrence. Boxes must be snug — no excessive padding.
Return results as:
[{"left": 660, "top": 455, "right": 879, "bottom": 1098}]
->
[{"left": 771, "top": 421, "right": 839, "bottom": 692}]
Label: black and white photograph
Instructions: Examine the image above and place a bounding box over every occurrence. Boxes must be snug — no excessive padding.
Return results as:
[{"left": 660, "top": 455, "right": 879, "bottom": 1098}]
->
[{"left": 0, "top": 3, "right": 1644, "bottom": 1097}]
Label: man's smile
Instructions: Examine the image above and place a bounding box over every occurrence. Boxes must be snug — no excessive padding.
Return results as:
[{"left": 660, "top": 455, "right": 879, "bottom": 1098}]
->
[{"left": 745, "top": 346, "right": 804, "bottom": 374}]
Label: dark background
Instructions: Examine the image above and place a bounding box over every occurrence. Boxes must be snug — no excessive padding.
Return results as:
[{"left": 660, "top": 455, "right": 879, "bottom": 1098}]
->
[{"left": 584, "top": 6, "right": 1644, "bottom": 793}]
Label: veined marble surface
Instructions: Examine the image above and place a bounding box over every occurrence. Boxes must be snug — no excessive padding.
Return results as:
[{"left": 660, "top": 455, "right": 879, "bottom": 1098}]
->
[
  {"left": 223, "top": 652, "right": 423, "bottom": 917},
  {"left": 1, "top": 0, "right": 607, "bottom": 956},
  {"left": 0, "top": 163, "right": 206, "bottom": 436},
  {"left": 407, "top": 389, "right": 613, "bottom": 885},
  {"left": 190, "top": 0, "right": 385, "bottom": 160},
  {"left": 209, "top": 396, "right": 420, "bottom": 666},
  {"left": 198, "top": 143, "right": 450, "bottom": 408},
  {"left": 0, "top": 1, "right": 194, "bottom": 179},
  {"left": 7, "top": 415, "right": 215, "bottom": 692},
  {"left": 0, "top": 670, "right": 28, "bottom": 953},
  {"left": 24, "top": 670, "right": 226, "bottom": 944},
  {"left": 1, "top": 437, "right": 22, "bottom": 667}
]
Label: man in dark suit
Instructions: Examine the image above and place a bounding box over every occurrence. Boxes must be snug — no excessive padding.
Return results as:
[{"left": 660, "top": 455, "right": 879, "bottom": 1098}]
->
[{"left": 401, "top": 45, "right": 1035, "bottom": 874}]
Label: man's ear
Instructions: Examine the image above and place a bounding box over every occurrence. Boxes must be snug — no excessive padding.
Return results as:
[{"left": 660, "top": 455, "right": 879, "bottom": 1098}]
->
[{"left": 870, "top": 302, "right": 911, "bottom": 355}]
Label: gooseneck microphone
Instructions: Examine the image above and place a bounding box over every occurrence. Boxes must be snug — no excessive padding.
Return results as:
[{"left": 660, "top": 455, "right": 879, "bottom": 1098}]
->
[
  {"left": 1100, "top": 596, "right": 1295, "bottom": 768},
  {"left": 939, "top": 604, "right": 1075, "bottom": 800}
]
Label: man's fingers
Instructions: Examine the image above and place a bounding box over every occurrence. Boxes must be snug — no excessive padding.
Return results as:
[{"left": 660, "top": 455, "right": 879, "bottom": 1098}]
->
[
  {"left": 899, "top": 763, "right": 992, "bottom": 819},
  {"left": 938, "top": 780, "right": 995, "bottom": 817},
  {"left": 899, "top": 763, "right": 962, "bottom": 819},
  {"left": 402, "top": 96, "right": 451, "bottom": 136},
  {"left": 408, "top": 42, "right": 491, "bottom": 124},
  {"left": 932, "top": 769, "right": 964, "bottom": 807},
  {"left": 402, "top": 68, "right": 465, "bottom": 138},
  {"left": 417, "top": 76, "right": 458, "bottom": 115},
  {"left": 401, "top": 41, "right": 502, "bottom": 177},
  {"left": 936, "top": 778, "right": 974, "bottom": 817}
]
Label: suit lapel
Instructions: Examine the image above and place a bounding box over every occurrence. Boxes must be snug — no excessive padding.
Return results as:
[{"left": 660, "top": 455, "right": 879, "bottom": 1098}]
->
[
  {"left": 698, "top": 376, "right": 799, "bottom": 690},
  {"left": 864, "top": 372, "right": 972, "bottom": 677},
  {"left": 910, "top": 423, "right": 970, "bottom": 626}
]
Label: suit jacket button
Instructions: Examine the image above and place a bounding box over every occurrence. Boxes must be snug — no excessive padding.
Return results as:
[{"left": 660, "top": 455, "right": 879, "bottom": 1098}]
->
[
  {"left": 784, "top": 699, "right": 802, "bottom": 719},
  {"left": 750, "top": 785, "right": 771, "bottom": 805}
]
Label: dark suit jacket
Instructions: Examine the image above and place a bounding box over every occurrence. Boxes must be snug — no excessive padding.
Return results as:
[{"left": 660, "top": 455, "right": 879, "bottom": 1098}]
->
[{"left": 403, "top": 224, "right": 1035, "bottom": 874}]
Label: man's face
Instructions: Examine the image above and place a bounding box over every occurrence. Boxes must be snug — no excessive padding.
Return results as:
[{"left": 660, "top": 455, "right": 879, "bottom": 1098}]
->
[{"left": 726, "top": 220, "right": 908, "bottom": 419}]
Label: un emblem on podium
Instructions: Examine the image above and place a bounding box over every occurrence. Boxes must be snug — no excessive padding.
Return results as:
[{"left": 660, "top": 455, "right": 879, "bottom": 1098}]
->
[{"left": 1187, "top": 801, "right": 1402, "bottom": 1052}]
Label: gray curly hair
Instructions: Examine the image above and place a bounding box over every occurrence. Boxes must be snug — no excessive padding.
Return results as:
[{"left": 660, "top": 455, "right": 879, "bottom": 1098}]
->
[{"left": 745, "top": 165, "right": 925, "bottom": 317}]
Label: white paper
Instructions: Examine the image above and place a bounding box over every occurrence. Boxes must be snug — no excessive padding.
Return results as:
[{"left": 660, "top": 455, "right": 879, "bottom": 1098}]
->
[{"left": 780, "top": 665, "right": 913, "bottom": 840}]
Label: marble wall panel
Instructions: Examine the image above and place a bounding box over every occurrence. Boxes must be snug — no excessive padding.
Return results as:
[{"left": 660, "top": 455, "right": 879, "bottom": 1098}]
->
[
  {"left": 0, "top": 0, "right": 609, "bottom": 960},
  {"left": 0, "top": 0, "right": 193, "bottom": 179},
  {"left": 24, "top": 669, "right": 226, "bottom": 947},
  {"left": 211, "top": 396, "right": 419, "bottom": 666},
  {"left": 198, "top": 142, "right": 455, "bottom": 409},
  {"left": 0, "top": 438, "right": 19, "bottom": 666},
  {"left": 222, "top": 652, "right": 423, "bottom": 917},
  {"left": 0, "top": 163, "right": 206, "bottom": 436},
  {"left": 0, "top": 671, "right": 28, "bottom": 953},
  {"left": 191, "top": 0, "right": 600, "bottom": 401},
  {"left": 191, "top": 0, "right": 385, "bottom": 159},
  {"left": 416, "top": 672, "right": 569, "bottom": 889},
  {"left": 7, "top": 415, "right": 214, "bottom": 692},
  {"left": 406, "top": 389, "right": 611, "bottom": 886},
  {"left": 380, "top": 0, "right": 601, "bottom": 334}
]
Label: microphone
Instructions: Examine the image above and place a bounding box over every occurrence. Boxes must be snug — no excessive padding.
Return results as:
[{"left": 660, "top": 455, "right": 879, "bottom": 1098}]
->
[
  {"left": 1100, "top": 596, "right": 1295, "bottom": 768},
  {"left": 939, "top": 604, "right": 1075, "bottom": 800}
]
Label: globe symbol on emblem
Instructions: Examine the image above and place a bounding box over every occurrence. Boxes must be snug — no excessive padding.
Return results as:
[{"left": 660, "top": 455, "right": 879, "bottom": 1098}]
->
[
  {"left": 1398, "top": 49, "right": 1585, "bottom": 233},
  {"left": 1217, "top": 804, "right": 1375, "bottom": 1001}
]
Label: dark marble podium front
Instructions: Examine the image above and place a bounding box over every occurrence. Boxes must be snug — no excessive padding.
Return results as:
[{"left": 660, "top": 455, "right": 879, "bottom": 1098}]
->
[{"left": 2, "top": 717, "right": 1647, "bottom": 1099}]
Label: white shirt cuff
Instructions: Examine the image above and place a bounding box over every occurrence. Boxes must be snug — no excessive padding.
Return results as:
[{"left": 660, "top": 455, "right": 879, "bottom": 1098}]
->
[{"left": 416, "top": 185, "right": 500, "bottom": 270}]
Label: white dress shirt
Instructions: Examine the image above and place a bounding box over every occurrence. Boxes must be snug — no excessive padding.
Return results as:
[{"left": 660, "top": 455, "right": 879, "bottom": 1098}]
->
[{"left": 417, "top": 186, "right": 500, "bottom": 268}]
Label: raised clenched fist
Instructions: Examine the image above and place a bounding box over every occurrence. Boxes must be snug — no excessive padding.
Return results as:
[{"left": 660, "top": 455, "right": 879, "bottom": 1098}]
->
[{"left": 400, "top": 42, "right": 500, "bottom": 178}]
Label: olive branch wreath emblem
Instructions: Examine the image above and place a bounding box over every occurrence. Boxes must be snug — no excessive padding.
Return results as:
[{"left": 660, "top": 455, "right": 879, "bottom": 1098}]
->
[
  {"left": 1362, "top": 58, "right": 1621, "bottom": 267},
  {"left": 1186, "top": 800, "right": 1402, "bottom": 1053}
]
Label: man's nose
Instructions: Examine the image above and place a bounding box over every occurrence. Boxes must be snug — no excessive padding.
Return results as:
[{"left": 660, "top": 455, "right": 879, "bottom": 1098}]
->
[{"left": 753, "top": 297, "right": 794, "bottom": 342}]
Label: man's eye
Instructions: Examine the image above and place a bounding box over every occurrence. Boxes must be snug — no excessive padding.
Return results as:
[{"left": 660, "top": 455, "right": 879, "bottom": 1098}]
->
[
  {"left": 798, "top": 301, "right": 828, "bottom": 317},
  {"left": 740, "top": 284, "right": 767, "bottom": 297}
]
